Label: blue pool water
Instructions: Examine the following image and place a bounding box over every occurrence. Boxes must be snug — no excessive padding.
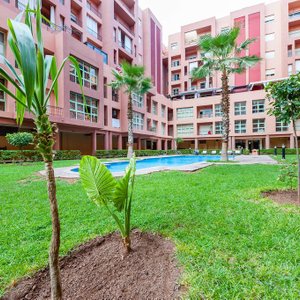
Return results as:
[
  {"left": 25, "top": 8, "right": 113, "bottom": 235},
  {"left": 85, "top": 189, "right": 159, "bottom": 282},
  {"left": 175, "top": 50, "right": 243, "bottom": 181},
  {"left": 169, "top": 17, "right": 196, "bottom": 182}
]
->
[{"left": 72, "top": 155, "right": 222, "bottom": 173}]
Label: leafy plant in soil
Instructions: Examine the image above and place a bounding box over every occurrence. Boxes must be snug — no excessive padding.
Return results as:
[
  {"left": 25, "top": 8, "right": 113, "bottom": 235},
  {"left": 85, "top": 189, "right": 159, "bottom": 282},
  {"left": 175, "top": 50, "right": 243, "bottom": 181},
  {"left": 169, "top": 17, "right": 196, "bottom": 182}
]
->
[
  {"left": 80, "top": 154, "right": 136, "bottom": 253},
  {"left": 277, "top": 162, "right": 297, "bottom": 190}
]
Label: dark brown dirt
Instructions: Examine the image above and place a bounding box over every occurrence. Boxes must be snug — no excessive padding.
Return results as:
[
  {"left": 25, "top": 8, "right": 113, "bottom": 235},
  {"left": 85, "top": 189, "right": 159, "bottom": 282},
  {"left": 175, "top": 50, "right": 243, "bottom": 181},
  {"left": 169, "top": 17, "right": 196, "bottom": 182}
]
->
[
  {"left": 262, "top": 190, "right": 300, "bottom": 206},
  {"left": 2, "top": 230, "right": 182, "bottom": 300}
]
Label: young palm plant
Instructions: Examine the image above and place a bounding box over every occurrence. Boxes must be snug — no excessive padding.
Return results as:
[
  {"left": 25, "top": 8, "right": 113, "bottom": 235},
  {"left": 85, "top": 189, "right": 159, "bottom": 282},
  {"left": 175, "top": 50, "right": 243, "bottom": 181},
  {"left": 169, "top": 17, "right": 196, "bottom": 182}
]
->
[
  {"left": 192, "top": 27, "right": 260, "bottom": 161},
  {"left": 0, "top": 2, "right": 84, "bottom": 299},
  {"left": 80, "top": 155, "right": 136, "bottom": 253},
  {"left": 109, "top": 61, "right": 152, "bottom": 158}
]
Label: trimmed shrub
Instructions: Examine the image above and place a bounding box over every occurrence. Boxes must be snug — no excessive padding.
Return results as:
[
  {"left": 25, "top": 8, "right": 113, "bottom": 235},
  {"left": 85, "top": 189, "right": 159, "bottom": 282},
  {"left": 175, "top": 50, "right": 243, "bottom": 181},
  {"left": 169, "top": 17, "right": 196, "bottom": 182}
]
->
[
  {"left": 6, "top": 132, "right": 34, "bottom": 150},
  {"left": 0, "top": 150, "right": 81, "bottom": 163},
  {"left": 260, "top": 148, "right": 300, "bottom": 155}
]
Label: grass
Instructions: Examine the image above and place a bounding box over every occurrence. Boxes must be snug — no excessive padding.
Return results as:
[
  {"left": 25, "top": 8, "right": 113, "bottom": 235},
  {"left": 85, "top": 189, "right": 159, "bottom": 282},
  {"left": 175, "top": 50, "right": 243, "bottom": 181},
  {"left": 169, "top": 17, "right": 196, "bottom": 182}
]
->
[{"left": 1, "top": 158, "right": 300, "bottom": 299}]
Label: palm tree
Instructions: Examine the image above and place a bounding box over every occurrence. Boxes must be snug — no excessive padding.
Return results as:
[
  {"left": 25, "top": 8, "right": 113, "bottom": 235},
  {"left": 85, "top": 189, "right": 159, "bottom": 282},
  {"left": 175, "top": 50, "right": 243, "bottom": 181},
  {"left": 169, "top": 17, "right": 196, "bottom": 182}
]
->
[
  {"left": 110, "top": 61, "right": 151, "bottom": 158},
  {"left": 192, "top": 27, "right": 260, "bottom": 161},
  {"left": 0, "top": 3, "right": 84, "bottom": 299}
]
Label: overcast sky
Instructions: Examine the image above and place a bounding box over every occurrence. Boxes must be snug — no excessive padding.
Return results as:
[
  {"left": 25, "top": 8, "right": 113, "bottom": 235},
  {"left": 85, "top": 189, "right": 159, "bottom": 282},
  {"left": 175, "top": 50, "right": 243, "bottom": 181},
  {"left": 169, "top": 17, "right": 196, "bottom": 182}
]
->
[{"left": 139, "top": 0, "right": 275, "bottom": 44}]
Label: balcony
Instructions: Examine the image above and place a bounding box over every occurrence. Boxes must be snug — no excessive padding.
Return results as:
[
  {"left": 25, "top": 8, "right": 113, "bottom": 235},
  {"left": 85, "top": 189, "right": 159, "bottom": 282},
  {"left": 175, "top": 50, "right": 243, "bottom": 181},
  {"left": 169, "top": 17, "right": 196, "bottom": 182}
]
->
[
  {"left": 112, "top": 118, "right": 120, "bottom": 128},
  {"left": 71, "top": 12, "right": 82, "bottom": 27},
  {"left": 86, "top": 1, "right": 102, "bottom": 19},
  {"left": 87, "top": 27, "right": 102, "bottom": 41},
  {"left": 114, "top": 15, "right": 135, "bottom": 35},
  {"left": 118, "top": 40, "right": 133, "bottom": 55}
]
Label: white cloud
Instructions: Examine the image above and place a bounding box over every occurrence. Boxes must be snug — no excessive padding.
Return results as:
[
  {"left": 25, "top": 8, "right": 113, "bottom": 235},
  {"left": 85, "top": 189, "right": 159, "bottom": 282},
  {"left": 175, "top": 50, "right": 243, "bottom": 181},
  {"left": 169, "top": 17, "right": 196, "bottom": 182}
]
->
[{"left": 139, "top": 0, "right": 276, "bottom": 44}]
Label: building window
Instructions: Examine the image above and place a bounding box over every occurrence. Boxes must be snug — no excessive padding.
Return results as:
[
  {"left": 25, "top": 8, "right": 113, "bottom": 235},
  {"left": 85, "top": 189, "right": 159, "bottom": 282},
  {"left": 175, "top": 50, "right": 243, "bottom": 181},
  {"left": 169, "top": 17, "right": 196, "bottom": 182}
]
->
[
  {"left": 161, "top": 122, "right": 166, "bottom": 135},
  {"left": 0, "top": 32, "right": 5, "bottom": 61},
  {"left": 296, "top": 60, "right": 300, "bottom": 73},
  {"left": 171, "top": 42, "right": 178, "bottom": 50},
  {"left": 253, "top": 118, "right": 265, "bottom": 133},
  {"left": 184, "top": 30, "right": 197, "bottom": 45},
  {"left": 133, "top": 111, "right": 144, "bottom": 130},
  {"left": 234, "top": 101, "right": 246, "bottom": 115},
  {"left": 189, "top": 61, "right": 198, "bottom": 74},
  {"left": 265, "top": 15, "right": 275, "bottom": 23},
  {"left": 177, "top": 124, "right": 194, "bottom": 137},
  {"left": 70, "top": 59, "right": 98, "bottom": 90},
  {"left": 172, "top": 88, "right": 179, "bottom": 96},
  {"left": 265, "top": 51, "right": 275, "bottom": 59},
  {"left": 177, "top": 107, "right": 193, "bottom": 119},
  {"left": 215, "top": 121, "right": 223, "bottom": 134},
  {"left": 103, "top": 77, "right": 107, "bottom": 98},
  {"left": 69, "top": 92, "right": 98, "bottom": 122},
  {"left": 161, "top": 105, "right": 166, "bottom": 118},
  {"left": 288, "top": 64, "right": 293, "bottom": 76},
  {"left": 221, "top": 26, "right": 230, "bottom": 33},
  {"left": 235, "top": 120, "right": 246, "bottom": 134},
  {"left": 171, "top": 60, "right": 180, "bottom": 67},
  {"left": 265, "top": 33, "right": 275, "bottom": 42},
  {"left": 276, "top": 118, "right": 289, "bottom": 132},
  {"left": 132, "top": 92, "right": 143, "bottom": 108},
  {"left": 215, "top": 104, "right": 222, "bottom": 117},
  {"left": 252, "top": 99, "right": 265, "bottom": 113},
  {"left": 265, "top": 69, "right": 275, "bottom": 78},
  {"left": 0, "top": 78, "right": 6, "bottom": 111},
  {"left": 152, "top": 101, "right": 158, "bottom": 115},
  {"left": 171, "top": 73, "right": 180, "bottom": 81},
  {"left": 87, "top": 16, "right": 99, "bottom": 39}
]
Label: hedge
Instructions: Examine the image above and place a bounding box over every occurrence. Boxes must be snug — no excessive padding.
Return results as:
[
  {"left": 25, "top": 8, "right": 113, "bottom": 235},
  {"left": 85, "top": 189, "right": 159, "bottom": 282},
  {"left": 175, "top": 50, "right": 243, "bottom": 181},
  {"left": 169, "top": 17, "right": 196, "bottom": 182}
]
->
[
  {"left": 0, "top": 150, "right": 81, "bottom": 163},
  {"left": 260, "top": 148, "right": 300, "bottom": 155}
]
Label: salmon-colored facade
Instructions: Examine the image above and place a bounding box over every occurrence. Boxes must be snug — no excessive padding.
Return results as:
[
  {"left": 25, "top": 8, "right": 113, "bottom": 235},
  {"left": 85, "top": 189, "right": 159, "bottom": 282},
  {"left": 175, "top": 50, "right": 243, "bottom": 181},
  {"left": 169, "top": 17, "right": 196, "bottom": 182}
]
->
[
  {"left": 0, "top": 0, "right": 300, "bottom": 153},
  {"left": 168, "top": 0, "right": 300, "bottom": 151}
]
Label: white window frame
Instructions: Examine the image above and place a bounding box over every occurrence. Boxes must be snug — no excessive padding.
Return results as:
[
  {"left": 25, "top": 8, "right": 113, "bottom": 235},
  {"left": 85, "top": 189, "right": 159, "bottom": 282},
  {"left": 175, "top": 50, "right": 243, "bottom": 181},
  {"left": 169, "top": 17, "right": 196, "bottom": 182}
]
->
[
  {"left": 276, "top": 118, "right": 289, "bottom": 132},
  {"left": 265, "top": 51, "right": 275, "bottom": 59},
  {"left": 177, "top": 124, "right": 194, "bottom": 137},
  {"left": 69, "top": 92, "right": 98, "bottom": 122},
  {"left": 171, "top": 42, "right": 178, "bottom": 50},
  {"left": 266, "top": 69, "right": 275, "bottom": 77},
  {"left": 265, "top": 15, "right": 275, "bottom": 23},
  {"left": 234, "top": 101, "right": 246, "bottom": 116},
  {"left": 253, "top": 119, "right": 265, "bottom": 133},
  {"left": 252, "top": 100, "right": 265, "bottom": 114},
  {"left": 132, "top": 92, "right": 144, "bottom": 108},
  {"left": 215, "top": 104, "right": 222, "bottom": 117},
  {"left": 235, "top": 120, "right": 246, "bottom": 134},
  {"left": 177, "top": 107, "right": 193, "bottom": 119},
  {"left": 161, "top": 105, "right": 166, "bottom": 118},
  {"left": 265, "top": 33, "right": 275, "bottom": 42},
  {"left": 152, "top": 101, "right": 158, "bottom": 115},
  {"left": 132, "top": 111, "right": 144, "bottom": 130},
  {"left": 70, "top": 59, "right": 98, "bottom": 90},
  {"left": 215, "top": 122, "right": 223, "bottom": 134}
]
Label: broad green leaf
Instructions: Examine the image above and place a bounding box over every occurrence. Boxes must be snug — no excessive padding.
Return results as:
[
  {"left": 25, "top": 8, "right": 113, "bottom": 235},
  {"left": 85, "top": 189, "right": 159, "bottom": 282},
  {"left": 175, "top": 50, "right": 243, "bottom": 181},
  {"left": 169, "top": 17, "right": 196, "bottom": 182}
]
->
[
  {"left": 113, "top": 169, "right": 130, "bottom": 212},
  {"left": 7, "top": 19, "right": 36, "bottom": 110},
  {"left": 79, "top": 156, "right": 116, "bottom": 206}
]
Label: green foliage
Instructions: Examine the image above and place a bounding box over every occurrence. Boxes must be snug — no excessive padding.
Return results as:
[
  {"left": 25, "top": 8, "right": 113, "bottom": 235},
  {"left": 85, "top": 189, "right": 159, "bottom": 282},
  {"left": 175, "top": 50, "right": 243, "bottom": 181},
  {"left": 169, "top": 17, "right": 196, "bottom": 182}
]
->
[
  {"left": 0, "top": 150, "right": 81, "bottom": 163},
  {"left": 265, "top": 73, "right": 300, "bottom": 124},
  {"left": 277, "top": 163, "right": 298, "bottom": 190},
  {"left": 260, "top": 148, "right": 300, "bottom": 155},
  {"left": 109, "top": 61, "right": 152, "bottom": 95},
  {"left": 192, "top": 27, "right": 261, "bottom": 79},
  {"left": 5, "top": 132, "right": 34, "bottom": 150},
  {"left": 79, "top": 155, "right": 136, "bottom": 249},
  {"left": 2, "top": 162, "right": 300, "bottom": 298}
]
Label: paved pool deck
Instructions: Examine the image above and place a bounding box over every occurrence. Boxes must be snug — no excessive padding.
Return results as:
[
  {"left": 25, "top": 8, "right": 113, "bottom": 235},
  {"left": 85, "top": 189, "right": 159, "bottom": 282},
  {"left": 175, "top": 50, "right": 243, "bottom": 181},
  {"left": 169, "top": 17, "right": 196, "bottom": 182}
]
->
[{"left": 40, "top": 155, "right": 278, "bottom": 179}]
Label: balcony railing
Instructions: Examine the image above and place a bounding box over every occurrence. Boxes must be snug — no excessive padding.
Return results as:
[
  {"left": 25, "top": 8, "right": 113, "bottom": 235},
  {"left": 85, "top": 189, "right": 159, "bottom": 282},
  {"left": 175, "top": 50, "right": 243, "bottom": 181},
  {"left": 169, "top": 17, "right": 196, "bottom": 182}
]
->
[
  {"left": 112, "top": 118, "right": 120, "bottom": 128},
  {"left": 289, "top": 30, "right": 300, "bottom": 39},
  {"left": 47, "top": 105, "right": 63, "bottom": 117},
  {"left": 114, "top": 16, "right": 134, "bottom": 35},
  {"left": 199, "top": 112, "right": 213, "bottom": 118},
  {"left": 289, "top": 11, "right": 300, "bottom": 20},
  {"left": 71, "top": 14, "right": 82, "bottom": 27},
  {"left": 87, "top": 27, "right": 102, "bottom": 41},
  {"left": 118, "top": 40, "right": 133, "bottom": 54},
  {"left": 87, "top": 3, "right": 102, "bottom": 18}
]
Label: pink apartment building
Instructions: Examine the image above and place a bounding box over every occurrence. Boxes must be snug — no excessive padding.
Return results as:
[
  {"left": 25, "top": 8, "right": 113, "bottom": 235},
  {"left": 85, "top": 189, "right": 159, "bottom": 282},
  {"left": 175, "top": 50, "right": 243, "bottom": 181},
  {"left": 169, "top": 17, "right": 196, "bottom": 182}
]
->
[
  {"left": 0, "top": 0, "right": 300, "bottom": 154},
  {"left": 0, "top": 0, "right": 172, "bottom": 154},
  {"left": 168, "top": 0, "right": 300, "bottom": 151}
]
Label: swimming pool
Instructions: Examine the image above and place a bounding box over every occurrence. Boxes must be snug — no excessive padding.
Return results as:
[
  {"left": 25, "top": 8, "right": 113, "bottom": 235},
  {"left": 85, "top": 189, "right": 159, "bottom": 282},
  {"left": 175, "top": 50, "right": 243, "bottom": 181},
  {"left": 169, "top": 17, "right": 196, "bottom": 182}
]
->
[{"left": 71, "top": 155, "right": 222, "bottom": 173}]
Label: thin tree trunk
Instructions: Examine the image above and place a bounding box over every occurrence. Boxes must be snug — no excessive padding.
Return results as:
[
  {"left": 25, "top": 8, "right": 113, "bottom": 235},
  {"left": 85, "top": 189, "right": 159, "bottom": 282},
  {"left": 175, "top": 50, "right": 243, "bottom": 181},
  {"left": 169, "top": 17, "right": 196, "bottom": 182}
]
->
[
  {"left": 127, "top": 95, "right": 134, "bottom": 158},
  {"left": 35, "top": 115, "right": 62, "bottom": 300},
  {"left": 292, "top": 119, "right": 300, "bottom": 202},
  {"left": 221, "top": 70, "right": 230, "bottom": 161},
  {"left": 123, "top": 236, "right": 131, "bottom": 254}
]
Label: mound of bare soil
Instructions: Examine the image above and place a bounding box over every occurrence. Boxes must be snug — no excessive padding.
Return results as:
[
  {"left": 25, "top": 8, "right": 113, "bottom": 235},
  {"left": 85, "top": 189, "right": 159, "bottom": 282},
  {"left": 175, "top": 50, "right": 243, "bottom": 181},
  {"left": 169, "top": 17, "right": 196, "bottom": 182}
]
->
[
  {"left": 2, "top": 231, "right": 182, "bottom": 300},
  {"left": 262, "top": 190, "right": 300, "bottom": 206}
]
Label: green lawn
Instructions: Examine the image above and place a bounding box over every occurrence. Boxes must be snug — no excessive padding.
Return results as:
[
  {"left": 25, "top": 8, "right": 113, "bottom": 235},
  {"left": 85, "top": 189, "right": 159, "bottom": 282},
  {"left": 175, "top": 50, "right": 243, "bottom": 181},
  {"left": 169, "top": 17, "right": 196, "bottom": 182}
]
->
[{"left": 1, "top": 159, "right": 300, "bottom": 299}]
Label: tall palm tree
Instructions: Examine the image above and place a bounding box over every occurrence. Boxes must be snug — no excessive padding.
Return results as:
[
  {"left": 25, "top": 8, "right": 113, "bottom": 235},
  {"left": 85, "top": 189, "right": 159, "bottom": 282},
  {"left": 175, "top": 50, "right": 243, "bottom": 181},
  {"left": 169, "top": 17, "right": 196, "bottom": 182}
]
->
[
  {"left": 110, "top": 61, "right": 152, "bottom": 158},
  {"left": 192, "top": 27, "right": 260, "bottom": 161},
  {"left": 0, "top": 2, "right": 84, "bottom": 299}
]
